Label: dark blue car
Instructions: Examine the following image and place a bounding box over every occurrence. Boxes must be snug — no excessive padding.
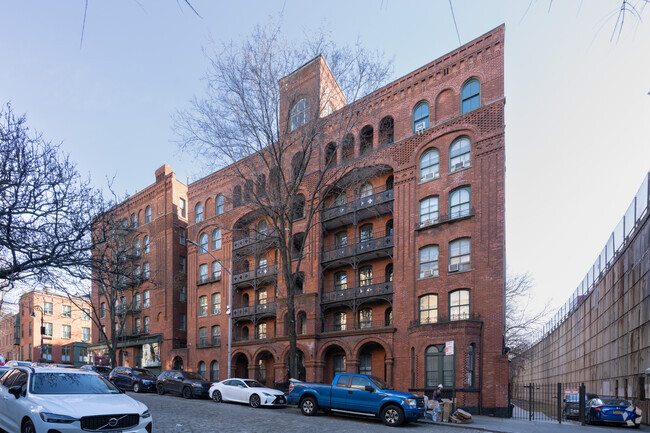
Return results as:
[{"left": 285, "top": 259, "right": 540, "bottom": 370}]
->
[
  {"left": 586, "top": 398, "right": 642, "bottom": 428},
  {"left": 109, "top": 366, "right": 158, "bottom": 393}
]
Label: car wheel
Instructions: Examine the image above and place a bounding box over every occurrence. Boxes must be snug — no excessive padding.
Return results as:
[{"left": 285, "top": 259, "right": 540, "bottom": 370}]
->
[
  {"left": 22, "top": 418, "right": 36, "bottom": 433},
  {"left": 250, "top": 394, "right": 261, "bottom": 408},
  {"left": 300, "top": 396, "right": 318, "bottom": 416},
  {"left": 381, "top": 404, "right": 404, "bottom": 427},
  {"left": 157, "top": 384, "right": 165, "bottom": 395},
  {"left": 133, "top": 382, "right": 141, "bottom": 393},
  {"left": 212, "top": 390, "right": 222, "bottom": 403},
  {"left": 182, "top": 386, "right": 193, "bottom": 399}
]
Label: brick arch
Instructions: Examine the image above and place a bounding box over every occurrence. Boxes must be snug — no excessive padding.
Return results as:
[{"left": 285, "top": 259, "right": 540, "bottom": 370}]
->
[
  {"left": 411, "top": 127, "right": 479, "bottom": 167},
  {"left": 253, "top": 346, "right": 279, "bottom": 363},
  {"left": 353, "top": 337, "right": 393, "bottom": 360},
  {"left": 316, "top": 339, "right": 353, "bottom": 361},
  {"left": 231, "top": 348, "right": 253, "bottom": 364},
  {"left": 323, "top": 163, "right": 395, "bottom": 197},
  {"left": 279, "top": 342, "right": 312, "bottom": 362}
]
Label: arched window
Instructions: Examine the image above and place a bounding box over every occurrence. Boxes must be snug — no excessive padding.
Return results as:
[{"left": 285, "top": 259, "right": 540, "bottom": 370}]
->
[
  {"left": 242, "top": 326, "right": 250, "bottom": 340},
  {"left": 467, "top": 344, "right": 475, "bottom": 388},
  {"left": 198, "top": 361, "right": 206, "bottom": 379},
  {"left": 293, "top": 272, "right": 305, "bottom": 294},
  {"left": 425, "top": 344, "right": 455, "bottom": 388},
  {"left": 232, "top": 186, "right": 242, "bottom": 207},
  {"left": 212, "top": 228, "right": 222, "bottom": 250},
  {"left": 358, "top": 265, "right": 373, "bottom": 286},
  {"left": 210, "top": 361, "right": 219, "bottom": 382},
  {"left": 379, "top": 116, "right": 394, "bottom": 145},
  {"left": 198, "top": 295, "right": 208, "bottom": 316},
  {"left": 258, "top": 253, "right": 267, "bottom": 269},
  {"left": 386, "top": 175, "right": 394, "bottom": 191},
  {"left": 211, "top": 293, "right": 221, "bottom": 315},
  {"left": 256, "top": 174, "right": 266, "bottom": 196},
  {"left": 325, "top": 142, "right": 337, "bottom": 169},
  {"left": 342, "top": 134, "right": 354, "bottom": 161},
  {"left": 334, "top": 231, "right": 347, "bottom": 248},
  {"left": 292, "top": 232, "right": 305, "bottom": 260},
  {"left": 134, "top": 239, "right": 141, "bottom": 257},
  {"left": 450, "top": 136, "right": 471, "bottom": 172},
  {"left": 143, "top": 236, "right": 150, "bottom": 254},
  {"left": 211, "top": 325, "right": 221, "bottom": 345},
  {"left": 256, "top": 322, "right": 267, "bottom": 339},
  {"left": 290, "top": 97, "right": 310, "bottom": 131},
  {"left": 334, "top": 312, "right": 347, "bottom": 331},
  {"left": 419, "top": 196, "right": 439, "bottom": 227},
  {"left": 211, "top": 261, "right": 221, "bottom": 281},
  {"left": 244, "top": 180, "right": 253, "bottom": 202},
  {"left": 215, "top": 194, "right": 224, "bottom": 216},
  {"left": 359, "top": 182, "right": 373, "bottom": 198},
  {"left": 461, "top": 78, "right": 480, "bottom": 114},
  {"left": 386, "top": 219, "right": 393, "bottom": 236},
  {"left": 449, "top": 238, "right": 471, "bottom": 272},
  {"left": 143, "top": 263, "right": 150, "bottom": 280},
  {"left": 385, "top": 263, "right": 393, "bottom": 282},
  {"left": 144, "top": 206, "right": 151, "bottom": 224},
  {"left": 420, "top": 148, "right": 440, "bottom": 181},
  {"left": 450, "top": 289, "right": 470, "bottom": 320},
  {"left": 359, "top": 223, "right": 373, "bottom": 242},
  {"left": 199, "top": 233, "right": 208, "bottom": 253},
  {"left": 195, "top": 202, "right": 203, "bottom": 223},
  {"left": 257, "top": 220, "right": 268, "bottom": 235},
  {"left": 257, "top": 288, "right": 267, "bottom": 305},
  {"left": 385, "top": 307, "right": 393, "bottom": 326},
  {"left": 130, "top": 213, "right": 137, "bottom": 228},
  {"left": 419, "top": 294, "right": 438, "bottom": 324},
  {"left": 242, "top": 260, "right": 250, "bottom": 272},
  {"left": 297, "top": 311, "right": 307, "bottom": 335},
  {"left": 334, "top": 192, "right": 347, "bottom": 207},
  {"left": 359, "top": 125, "right": 373, "bottom": 155},
  {"left": 334, "top": 271, "right": 347, "bottom": 291},
  {"left": 143, "top": 316, "right": 150, "bottom": 333},
  {"left": 242, "top": 293, "right": 249, "bottom": 307},
  {"left": 292, "top": 194, "right": 305, "bottom": 220},
  {"left": 359, "top": 308, "right": 373, "bottom": 328},
  {"left": 450, "top": 187, "right": 471, "bottom": 219},
  {"left": 418, "top": 245, "right": 439, "bottom": 278},
  {"left": 413, "top": 101, "right": 430, "bottom": 133},
  {"left": 292, "top": 152, "right": 304, "bottom": 181}
]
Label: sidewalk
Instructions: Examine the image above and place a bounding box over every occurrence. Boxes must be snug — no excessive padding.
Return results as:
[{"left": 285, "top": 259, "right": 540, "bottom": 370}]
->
[{"left": 419, "top": 415, "right": 649, "bottom": 433}]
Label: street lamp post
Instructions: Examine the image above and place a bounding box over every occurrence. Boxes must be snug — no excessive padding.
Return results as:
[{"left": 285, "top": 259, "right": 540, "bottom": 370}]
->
[
  {"left": 187, "top": 239, "right": 234, "bottom": 379},
  {"left": 31, "top": 305, "right": 44, "bottom": 362}
]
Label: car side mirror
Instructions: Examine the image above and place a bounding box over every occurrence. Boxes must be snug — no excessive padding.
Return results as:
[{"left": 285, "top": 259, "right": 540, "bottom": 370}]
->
[
  {"left": 365, "top": 385, "right": 375, "bottom": 392},
  {"left": 8, "top": 386, "right": 22, "bottom": 399}
]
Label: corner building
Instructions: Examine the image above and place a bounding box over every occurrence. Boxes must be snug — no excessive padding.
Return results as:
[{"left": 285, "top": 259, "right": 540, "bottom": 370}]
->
[{"left": 180, "top": 25, "right": 507, "bottom": 415}]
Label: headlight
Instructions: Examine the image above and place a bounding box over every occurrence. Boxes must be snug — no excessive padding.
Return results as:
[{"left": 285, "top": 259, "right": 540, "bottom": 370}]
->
[
  {"left": 141, "top": 410, "right": 151, "bottom": 419},
  {"left": 405, "top": 398, "right": 417, "bottom": 408},
  {"left": 192, "top": 383, "right": 202, "bottom": 387},
  {"left": 40, "top": 412, "right": 77, "bottom": 424},
  {"left": 263, "top": 392, "right": 274, "bottom": 397}
]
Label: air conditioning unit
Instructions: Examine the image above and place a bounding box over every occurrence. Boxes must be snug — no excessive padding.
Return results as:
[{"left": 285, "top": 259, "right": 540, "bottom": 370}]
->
[
  {"left": 422, "top": 172, "right": 435, "bottom": 181},
  {"left": 463, "top": 160, "right": 471, "bottom": 168},
  {"left": 415, "top": 122, "right": 426, "bottom": 134},
  {"left": 448, "top": 264, "right": 460, "bottom": 273},
  {"left": 453, "top": 162, "right": 464, "bottom": 171},
  {"left": 419, "top": 218, "right": 438, "bottom": 228},
  {"left": 420, "top": 269, "right": 433, "bottom": 278}
]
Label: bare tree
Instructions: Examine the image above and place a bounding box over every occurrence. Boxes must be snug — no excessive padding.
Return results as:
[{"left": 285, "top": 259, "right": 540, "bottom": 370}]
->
[
  {"left": 0, "top": 103, "right": 100, "bottom": 306},
  {"left": 175, "top": 24, "right": 391, "bottom": 379},
  {"left": 504, "top": 271, "right": 551, "bottom": 360}
]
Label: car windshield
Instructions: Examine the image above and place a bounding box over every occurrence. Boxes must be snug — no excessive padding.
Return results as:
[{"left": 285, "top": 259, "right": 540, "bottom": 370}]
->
[
  {"left": 31, "top": 373, "right": 121, "bottom": 394},
  {"left": 183, "top": 372, "right": 203, "bottom": 380},
  {"left": 600, "top": 399, "right": 631, "bottom": 406},
  {"left": 368, "top": 376, "right": 390, "bottom": 390},
  {"left": 243, "top": 380, "right": 265, "bottom": 388},
  {"left": 133, "top": 368, "right": 156, "bottom": 378}
]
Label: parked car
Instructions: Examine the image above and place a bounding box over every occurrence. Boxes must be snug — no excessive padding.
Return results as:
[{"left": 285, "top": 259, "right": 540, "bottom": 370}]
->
[
  {"left": 563, "top": 392, "right": 598, "bottom": 419},
  {"left": 4, "top": 360, "right": 31, "bottom": 367},
  {"left": 30, "top": 362, "right": 77, "bottom": 369},
  {"left": 156, "top": 369, "right": 210, "bottom": 399},
  {"left": 80, "top": 364, "right": 113, "bottom": 380},
  {"left": 0, "top": 366, "right": 152, "bottom": 433},
  {"left": 586, "top": 398, "right": 642, "bottom": 428},
  {"left": 209, "top": 378, "right": 287, "bottom": 407},
  {"left": 288, "top": 373, "right": 425, "bottom": 426},
  {"left": 109, "top": 366, "right": 158, "bottom": 393}
]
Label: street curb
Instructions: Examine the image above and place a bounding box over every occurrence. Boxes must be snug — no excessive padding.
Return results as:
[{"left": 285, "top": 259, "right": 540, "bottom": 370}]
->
[{"left": 417, "top": 418, "right": 511, "bottom": 433}]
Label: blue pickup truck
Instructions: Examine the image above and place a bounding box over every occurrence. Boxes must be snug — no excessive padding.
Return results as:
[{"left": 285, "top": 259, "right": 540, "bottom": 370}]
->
[{"left": 288, "top": 373, "right": 425, "bottom": 426}]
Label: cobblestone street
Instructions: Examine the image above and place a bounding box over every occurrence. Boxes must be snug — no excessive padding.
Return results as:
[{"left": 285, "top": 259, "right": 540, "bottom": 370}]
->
[{"left": 129, "top": 392, "right": 484, "bottom": 433}]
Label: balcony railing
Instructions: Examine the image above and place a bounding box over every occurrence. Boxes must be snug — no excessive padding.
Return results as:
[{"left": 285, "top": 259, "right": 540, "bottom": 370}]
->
[
  {"left": 322, "top": 233, "right": 393, "bottom": 263},
  {"left": 416, "top": 207, "right": 475, "bottom": 230},
  {"left": 409, "top": 312, "right": 480, "bottom": 327},
  {"left": 322, "top": 281, "right": 393, "bottom": 303},
  {"left": 321, "top": 318, "right": 394, "bottom": 333},
  {"left": 115, "top": 305, "right": 142, "bottom": 316},
  {"left": 233, "top": 264, "right": 278, "bottom": 284},
  {"left": 233, "top": 230, "right": 277, "bottom": 250},
  {"left": 322, "top": 185, "right": 394, "bottom": 222},
  {"left": 231, "top": 302, "right": 277, "bottom": 318},
  {"left": 198, "top": 336, "right": 221, "bottom": 348},
  {"left": 198, "top": 272, "right": 222, "bottom": 286}
]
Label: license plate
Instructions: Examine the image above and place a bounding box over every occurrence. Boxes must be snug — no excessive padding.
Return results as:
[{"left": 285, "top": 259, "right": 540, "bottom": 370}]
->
[{"left": 613, "top": 410, "right": 623, "bottom": 415}]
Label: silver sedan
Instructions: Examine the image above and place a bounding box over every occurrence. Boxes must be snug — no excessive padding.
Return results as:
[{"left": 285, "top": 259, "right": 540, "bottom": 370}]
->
[{"left": 209, "top": 378, "right": 287, "bottom": 408}]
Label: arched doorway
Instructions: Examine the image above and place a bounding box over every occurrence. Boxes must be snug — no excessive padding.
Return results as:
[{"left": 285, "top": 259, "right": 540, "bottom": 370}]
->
[
  {"left": 357, "top": 341, "right": 387, "bottom": 381},
  {"left": 172, "top": 356, "right": 184, "bottom": 371},
  {"left": 323, "top": 345, "right": 346, "bottom": 384},
  {"left": 256, "top": 350, "right": 275, "bottom": 386},
  {"left": 285, "top": 349, "right": 306, "bottom": 382},
  {"left": 233, "top": 353, "right": 249, "bottom": 378}
]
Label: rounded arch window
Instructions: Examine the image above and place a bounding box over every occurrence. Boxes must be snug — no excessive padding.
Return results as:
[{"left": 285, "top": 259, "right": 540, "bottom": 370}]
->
[
  {"left": 194, "top": 202, "right": 203, "bottom": 223},
  {"left": 290, "top": 97, "right": 310, "bottom": 131},
  {"left": 413, "top": 101, "right": 430, "bottom": 133},
  {"left": 450, "top": 136, "right": 471, "bottom": 172},
  {"left": 212, "top": 228, "right": 222, "bottom": 250},
  {"left": 199, "top": 233, "right": 209, "bottom": 253},
  {"left": 144, "top": 206, "right": 152, "bottom": 224},
  {"left": 359, "top": 182, "right": 373, "bottom": 198},
  {"left": 215, "top": 194, "right": 224, "bottom": 215},
  {"left": 420, "top": 148, "right": 440, "bottom": 181},
  {"left": 198, "top": 361, "right": 206, "bottom": 379},
  {"left": 210, "top": 360, "right": 219, "bottom": 382},
  {"left": 461, "top": 78, "right": 480, "bottom": 114}
]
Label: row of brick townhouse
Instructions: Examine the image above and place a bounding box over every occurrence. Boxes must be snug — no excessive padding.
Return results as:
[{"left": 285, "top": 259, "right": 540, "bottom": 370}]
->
[
  {"left": 0, "top": 289, "right": 92, "bottom": 365},
  {"left": 90, "top": 25, "right": 508, "bottom": 415}
]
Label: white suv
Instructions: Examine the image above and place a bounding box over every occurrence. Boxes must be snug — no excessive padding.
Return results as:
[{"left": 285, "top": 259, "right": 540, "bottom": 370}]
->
[{"left": 0, "top": 366, "right": 152, "bottom": 433}]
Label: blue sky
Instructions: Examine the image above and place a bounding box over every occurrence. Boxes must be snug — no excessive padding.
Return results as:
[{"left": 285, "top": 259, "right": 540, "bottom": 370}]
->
[{"left": 1, "top": 1, "right": 648, "bottom": 318}]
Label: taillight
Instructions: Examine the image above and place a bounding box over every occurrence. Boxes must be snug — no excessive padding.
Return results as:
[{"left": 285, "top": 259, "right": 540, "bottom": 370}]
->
[
  {"left": 593, "top": 406, "right": 603, "bottom": 412},
  {"left": 289, "top": 383, "right": 294, "bottom": 392}
]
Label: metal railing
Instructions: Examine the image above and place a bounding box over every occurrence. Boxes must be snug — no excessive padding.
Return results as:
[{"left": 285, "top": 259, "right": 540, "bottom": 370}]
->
[
  {"left": 321, "top": 281, "right": 393, "bottom": 303},
  {"left": 322, "top": 231, "right": 393, "bottom": 262},
  {"left": 321, "top": 318, "right": 394, "bottom": 333},
  {"left": 231, "top": 302, "right": 277, "bottom": 318},
  {"left": 523, "top": 173, "right": 649, "bottom": 350},
  {"left": 233, "top": 229, "right": 278, "bottom": 250},
  {"left": 322, "top": 184, "right": 394, "bottom": 222},
  {"left": 232, "top": 263, "right": 278, "bottom": 284}
]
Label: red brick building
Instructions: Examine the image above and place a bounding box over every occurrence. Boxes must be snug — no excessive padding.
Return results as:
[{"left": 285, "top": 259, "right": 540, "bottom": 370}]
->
[
  {"left": 88, "top": 165, "right": 188, "bottom": 373},
  {"left": 177, "top": 25, "right": 508, "bottom": 415},
  {"left": 0, "top": 313, "right": 19, "bottom": 363}
]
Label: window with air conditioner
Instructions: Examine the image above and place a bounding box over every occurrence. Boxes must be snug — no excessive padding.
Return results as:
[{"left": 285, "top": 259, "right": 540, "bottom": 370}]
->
[
  {"left": 450, "top": 136, "right": 471, "bottom": 172},
  {"left": 449, "top": 238, "right": 471, "bottom": 272},
  {"left": 412, "top": 101, "right": 430, "bottom": 134},
  {"left": 419, "top": 196, "right": 439, "bottom": 227},
  {"left": 419, "top": 148, "right": 440, "bottom": 181},
  {"left": 418, "top": 245, "right": 439, "bottom": 279}
]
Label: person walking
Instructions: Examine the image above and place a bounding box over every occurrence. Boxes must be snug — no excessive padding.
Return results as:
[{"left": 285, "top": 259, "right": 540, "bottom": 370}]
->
[{"left": 432, "top": 384, "right": 443, "bottom": 402}]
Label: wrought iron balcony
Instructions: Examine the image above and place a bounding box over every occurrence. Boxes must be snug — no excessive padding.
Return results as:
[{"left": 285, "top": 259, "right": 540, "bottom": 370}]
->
[
  {"left": 233, "top": 264, "right": 278, "bottom": 285},
  {"left": 416, "top": 207, "right": 475, "bottom": 230},
  {"left": 233, "top": 230, "right": 277, "bottom": 250},
  {"left": 322, "top": 186, "right": 393, "bottom": 230},
  {"left": 197, "top": 272, "right": 222, "bottom": 286},
  {"left": 322, "top": 281, "right": 393, "bottom": 304},
  {"left": 231, "top": 302, "right": 277, "bottom": 319},
  {"left": 322, "top": 233, "right": 393, "bottom": 264}
]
